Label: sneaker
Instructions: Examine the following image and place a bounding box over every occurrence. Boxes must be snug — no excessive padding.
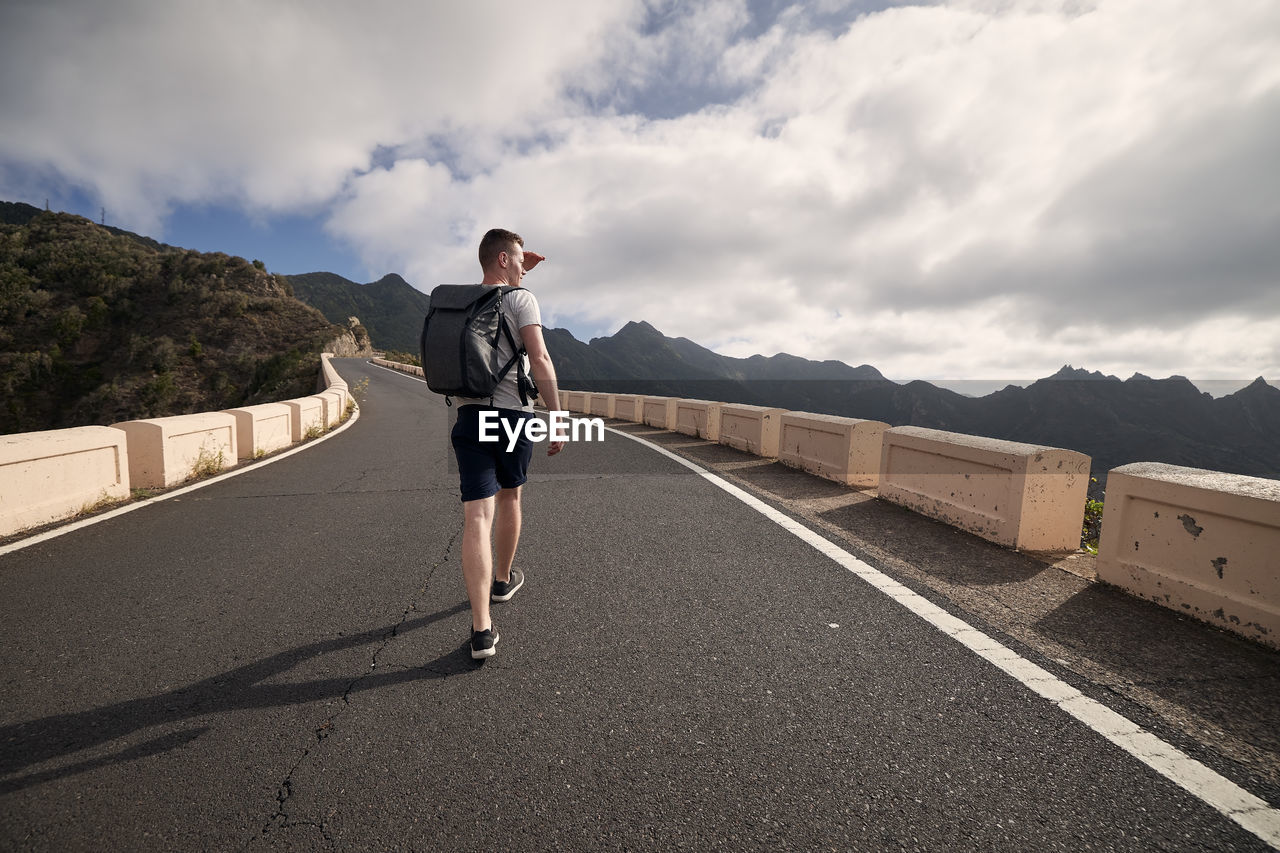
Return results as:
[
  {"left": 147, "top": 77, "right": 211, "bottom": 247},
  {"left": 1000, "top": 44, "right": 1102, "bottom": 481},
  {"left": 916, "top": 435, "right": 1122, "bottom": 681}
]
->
[
  {"left": 491, "top": 568, "right": 525, "bottom": 603},
  {"left": 470, "top": 627, "right": 500, "bottom": 660}
]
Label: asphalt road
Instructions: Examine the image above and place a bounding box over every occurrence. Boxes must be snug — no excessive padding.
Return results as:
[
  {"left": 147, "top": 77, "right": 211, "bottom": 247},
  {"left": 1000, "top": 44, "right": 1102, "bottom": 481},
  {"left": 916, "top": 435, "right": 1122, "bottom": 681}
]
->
[{"left": 1, "top": 358, "right": 1275, "bottom": 851}]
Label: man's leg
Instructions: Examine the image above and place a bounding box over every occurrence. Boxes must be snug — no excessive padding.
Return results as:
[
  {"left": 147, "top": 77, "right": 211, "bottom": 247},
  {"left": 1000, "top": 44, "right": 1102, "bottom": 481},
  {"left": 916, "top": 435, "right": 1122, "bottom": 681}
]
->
[
  {"left": 494, "top": 486, "right": 522, "bottom": 584},
  {"left": 461, "top": 496, "right": 496, "bottom": 631}
]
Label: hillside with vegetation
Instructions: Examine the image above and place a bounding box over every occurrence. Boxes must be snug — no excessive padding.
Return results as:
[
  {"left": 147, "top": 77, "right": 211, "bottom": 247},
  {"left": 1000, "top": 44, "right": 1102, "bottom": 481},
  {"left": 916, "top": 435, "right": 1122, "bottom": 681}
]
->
[
  {"left": 285, "top": 271, "right": 430, "bottom": 352},
  {"left": 1, "top": 202, "right": 364, "bottom": 434}
]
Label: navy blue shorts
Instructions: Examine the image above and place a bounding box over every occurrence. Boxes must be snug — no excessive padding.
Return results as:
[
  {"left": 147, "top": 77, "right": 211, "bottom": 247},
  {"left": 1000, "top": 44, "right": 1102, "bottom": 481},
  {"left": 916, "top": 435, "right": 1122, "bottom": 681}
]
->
[{"left": 451, "top": 405, "right": 535, "bottom": 502}]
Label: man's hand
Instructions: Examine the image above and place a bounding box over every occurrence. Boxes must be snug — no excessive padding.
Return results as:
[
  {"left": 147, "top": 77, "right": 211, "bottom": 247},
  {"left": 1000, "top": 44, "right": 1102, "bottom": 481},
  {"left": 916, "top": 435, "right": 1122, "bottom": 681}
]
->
[
  {"left": 524, "top": 251, "right": 546, "bottom": 271},
  {"left": 547, "top": 440, "right": 565, "bottom": 457}
]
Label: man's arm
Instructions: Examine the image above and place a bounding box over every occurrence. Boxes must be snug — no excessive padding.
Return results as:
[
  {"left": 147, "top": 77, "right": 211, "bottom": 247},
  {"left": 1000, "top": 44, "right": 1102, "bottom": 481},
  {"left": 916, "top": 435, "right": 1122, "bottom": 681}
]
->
[{"left": 520, "top": 323, "right": 566, "bottom": 456}]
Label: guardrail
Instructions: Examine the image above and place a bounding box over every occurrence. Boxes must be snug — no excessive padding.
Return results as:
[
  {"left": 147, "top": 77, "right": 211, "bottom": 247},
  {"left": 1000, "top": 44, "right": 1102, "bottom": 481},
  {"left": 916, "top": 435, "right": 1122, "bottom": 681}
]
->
[
  {"left": 877, "top": 426, "right": 1091, "bottom": 552},
  {"left": 556, "top": 382, "right": 1278, "bottom": 649},
  {"left": 778, "top": 412, "right": 887, "bottom": 488},
  {"left": 1097, "top": 462, "right": 1279, "bottom": 647},
  {"left": 17, "top": 353, "right": 1269, "bottom": 650},
  {"left": 1, "top": 353, "right": 354, "bottom": 536},
  {"left": 719, "top": 404, "right": 786, "bottom": 458}
]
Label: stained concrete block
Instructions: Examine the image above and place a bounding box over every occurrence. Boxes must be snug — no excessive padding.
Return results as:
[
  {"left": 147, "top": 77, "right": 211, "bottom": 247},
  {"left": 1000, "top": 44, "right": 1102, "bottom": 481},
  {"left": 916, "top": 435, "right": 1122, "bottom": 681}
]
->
[
  {"left": 112, "top": 413, "right": 237, "bottom": 489},
  {"left": 719, "top": 404, "right": 787, "bottom": 458},
  {"left": 878, "top": 426, "right": 1090, "bottom": 552},
  {"left": 642, "top": 397, "right": 677, "bottom": 430},
  {"left": 1097, "top": 462, "right": 1280, "bottom": 649},
  {"left": 223, "top": 403, "right": 294, "bottom": 460},
  {"left": 779, "top": 412, "right": 888, "bottom": 487},
  {"left": 674, "top": 399, "right": 722, "bottom": 441},
  {"left": 0, "top": 427, "right": 131, "bottom": 536}
]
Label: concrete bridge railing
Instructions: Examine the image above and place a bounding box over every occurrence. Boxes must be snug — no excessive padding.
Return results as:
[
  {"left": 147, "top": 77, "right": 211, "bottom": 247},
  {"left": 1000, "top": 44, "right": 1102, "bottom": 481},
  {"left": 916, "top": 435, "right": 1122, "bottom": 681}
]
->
[
  {"left": 557, "top": 388, "right": 1278, "bottom": 649},
  {"left": 7, "top": 354, "right": 1272, "bottom": 650},
  {"left": 0, "top": 354, "right": 352, "bottom": 537}
]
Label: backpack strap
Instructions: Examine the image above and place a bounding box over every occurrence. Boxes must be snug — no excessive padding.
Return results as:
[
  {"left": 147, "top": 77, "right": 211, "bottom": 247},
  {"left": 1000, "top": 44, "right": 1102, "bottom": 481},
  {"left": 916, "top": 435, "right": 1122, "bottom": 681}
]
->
[{"left": 489, "top": 287, "right": 531, "bottom": 407}]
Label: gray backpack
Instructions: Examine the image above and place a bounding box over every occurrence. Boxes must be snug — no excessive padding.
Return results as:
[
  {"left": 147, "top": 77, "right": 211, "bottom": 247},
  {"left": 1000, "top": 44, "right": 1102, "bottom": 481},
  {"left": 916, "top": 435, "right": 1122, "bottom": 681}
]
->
[{"left": 419, "top": 285, "right": 533, "bottom": 405}]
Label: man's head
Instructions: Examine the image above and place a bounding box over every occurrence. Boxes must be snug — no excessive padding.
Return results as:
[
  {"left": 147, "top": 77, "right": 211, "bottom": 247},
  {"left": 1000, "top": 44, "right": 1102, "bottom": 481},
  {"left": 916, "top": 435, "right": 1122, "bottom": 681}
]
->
[{"left": 479, "top": 228, "right": 525, "bottom": 286}]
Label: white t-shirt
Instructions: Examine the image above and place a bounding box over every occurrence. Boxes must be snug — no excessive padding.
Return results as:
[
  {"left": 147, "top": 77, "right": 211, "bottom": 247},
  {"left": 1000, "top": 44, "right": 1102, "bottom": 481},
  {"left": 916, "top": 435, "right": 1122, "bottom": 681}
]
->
[{"left": 452, "top": 286, "right": 542, "bottom": 412}]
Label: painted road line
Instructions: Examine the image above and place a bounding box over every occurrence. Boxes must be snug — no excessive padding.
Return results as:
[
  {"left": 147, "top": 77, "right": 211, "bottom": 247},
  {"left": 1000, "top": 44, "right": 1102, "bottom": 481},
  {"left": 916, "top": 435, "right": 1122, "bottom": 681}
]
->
[
  {"left": 0, "top": 406, "right": 361, "bottom": 559},
  {"left": 606, "top": 425, "right": 1280, "bottom": 849}
]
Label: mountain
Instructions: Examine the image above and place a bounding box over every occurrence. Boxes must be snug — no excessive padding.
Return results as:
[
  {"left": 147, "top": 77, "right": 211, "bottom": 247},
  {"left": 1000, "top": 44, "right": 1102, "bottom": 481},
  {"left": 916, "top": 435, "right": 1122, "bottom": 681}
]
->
[
  {"left": 0, "top": 208, "right": 363, "bottom": 434},
  {"left": 549, "top": 320, "right": 889, "bottom": 412},
  {"left": 545, "top": 322, "right": 1280, "bottom": 485},
  {"left": 285, "top": 271, "right": 430, "bottom": 353}
]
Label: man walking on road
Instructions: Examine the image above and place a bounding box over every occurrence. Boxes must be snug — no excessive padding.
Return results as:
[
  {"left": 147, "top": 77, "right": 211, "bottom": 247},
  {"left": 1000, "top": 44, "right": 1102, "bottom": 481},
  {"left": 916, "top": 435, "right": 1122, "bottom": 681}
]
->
[{"left": 449, "top": 228, "right": 566, "bottom": 660}]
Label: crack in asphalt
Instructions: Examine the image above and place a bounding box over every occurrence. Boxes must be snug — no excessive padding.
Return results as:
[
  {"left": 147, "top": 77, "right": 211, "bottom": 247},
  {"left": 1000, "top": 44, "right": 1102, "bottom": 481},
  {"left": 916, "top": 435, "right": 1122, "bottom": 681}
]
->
[{"left": 245, "top": 529, "right": 460, "bottom": 850}]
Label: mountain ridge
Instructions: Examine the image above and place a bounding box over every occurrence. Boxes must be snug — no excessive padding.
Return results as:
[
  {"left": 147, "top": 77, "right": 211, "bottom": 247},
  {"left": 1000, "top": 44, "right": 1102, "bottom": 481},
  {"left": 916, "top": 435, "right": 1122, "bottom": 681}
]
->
[
  {"left": 6, "top": 198, "right": 1274, "bottom": 486},
  {"left": 544, "top": 321, "right": 1279, "bottom": 485},
  {"left": 283, "top": 271, "right": 429, "bottom": 353}
]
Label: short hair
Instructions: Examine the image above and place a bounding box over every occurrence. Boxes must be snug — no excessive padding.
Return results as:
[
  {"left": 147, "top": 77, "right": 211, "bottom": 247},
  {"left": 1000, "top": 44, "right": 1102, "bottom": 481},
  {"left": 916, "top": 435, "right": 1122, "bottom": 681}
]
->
[{"left": 478, "top": 228, "right": 523, "bottom": 269}]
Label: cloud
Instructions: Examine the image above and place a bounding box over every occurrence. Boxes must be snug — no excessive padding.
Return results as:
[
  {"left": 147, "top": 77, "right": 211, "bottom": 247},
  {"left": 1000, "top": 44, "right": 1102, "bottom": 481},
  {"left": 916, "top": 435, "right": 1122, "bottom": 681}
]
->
[
  {"left": 4, "top": 0, "right": 1278, "bottom": 380},
  {"left": 0, "top": 0, "right": 641, "bottom": 230}
]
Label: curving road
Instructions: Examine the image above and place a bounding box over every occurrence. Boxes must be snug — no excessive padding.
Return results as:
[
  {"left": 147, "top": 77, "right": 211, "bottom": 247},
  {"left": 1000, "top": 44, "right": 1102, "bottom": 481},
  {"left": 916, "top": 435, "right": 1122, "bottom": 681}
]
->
[{"left": 1, "top": 358, "right": 1277, "bottom": 851}]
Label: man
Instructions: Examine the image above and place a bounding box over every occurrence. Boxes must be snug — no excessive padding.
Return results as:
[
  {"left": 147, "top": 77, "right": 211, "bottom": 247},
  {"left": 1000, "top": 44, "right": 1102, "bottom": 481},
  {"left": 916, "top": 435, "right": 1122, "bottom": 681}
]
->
[{"left": 450, "top": 228, "right": 565, "bottom": 660}]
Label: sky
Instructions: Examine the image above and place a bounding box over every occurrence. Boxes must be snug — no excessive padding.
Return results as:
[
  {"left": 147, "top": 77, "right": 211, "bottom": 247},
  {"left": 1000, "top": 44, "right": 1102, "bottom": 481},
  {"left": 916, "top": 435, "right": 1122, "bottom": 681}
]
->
[{"left": 2, "top": 0, "right": 1278, "bottom": 389}]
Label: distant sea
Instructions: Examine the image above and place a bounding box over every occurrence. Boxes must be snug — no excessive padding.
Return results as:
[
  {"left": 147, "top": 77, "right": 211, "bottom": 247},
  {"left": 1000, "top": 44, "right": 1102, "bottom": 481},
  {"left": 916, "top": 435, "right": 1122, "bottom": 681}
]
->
[{"left": 917, "top": 379, "right": 1266, "bottom": 399}]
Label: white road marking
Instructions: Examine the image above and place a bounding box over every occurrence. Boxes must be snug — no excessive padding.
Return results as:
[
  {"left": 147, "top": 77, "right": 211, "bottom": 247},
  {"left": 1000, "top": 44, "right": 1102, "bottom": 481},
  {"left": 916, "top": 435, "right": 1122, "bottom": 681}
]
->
[{"left": 607, "top": 425, "right": 1280, "bottom": 849}]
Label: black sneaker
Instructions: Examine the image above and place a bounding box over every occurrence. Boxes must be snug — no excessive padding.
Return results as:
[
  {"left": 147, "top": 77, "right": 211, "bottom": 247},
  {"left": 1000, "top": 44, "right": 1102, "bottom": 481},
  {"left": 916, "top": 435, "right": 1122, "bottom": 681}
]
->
[
  {"left": 491, "top": 569, "right": 524, "bottom": 603},
  {"left": 470, "top": 627, "right": 499, "bottom": 660}
]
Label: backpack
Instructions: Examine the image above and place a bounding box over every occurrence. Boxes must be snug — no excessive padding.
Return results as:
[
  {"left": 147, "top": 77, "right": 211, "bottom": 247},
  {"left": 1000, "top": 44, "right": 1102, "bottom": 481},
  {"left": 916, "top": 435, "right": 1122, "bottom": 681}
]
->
[{"left": 419, "top": 284, "right": 533, "bottom": 405}]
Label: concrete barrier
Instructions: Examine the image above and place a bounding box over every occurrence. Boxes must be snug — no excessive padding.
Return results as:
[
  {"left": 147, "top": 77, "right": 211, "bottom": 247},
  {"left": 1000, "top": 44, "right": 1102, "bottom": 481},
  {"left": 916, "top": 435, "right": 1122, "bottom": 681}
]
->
[
  {"left": 674, "top": 399, "right": 722, "bottom": 441},
  {"left": 642, "top": 396, "right": 677, "bottom": 430},
  {"left": 316, "top": 391, "right": 346, "bottom": 428},
  {"left": 613, "top": 394, "right": 645, "bottom": 422},
  {"left": 589, "top": 393, "right": 616, "bottom": 419},
  {"left": 0, "top": 427, "right": 131, "bottom": 536},
  {"left": 877, "top": 426, "right": 1090, "bottom": 552},
  {"left": 566, "top": 391, "right": 590, "bottom": 413},
  {"left": 778, "top": 412, "right": 888, "bottom": 487},
  {"left": 558, "top": 391, "right": 569, "bottom": 410},
  {"left": 223, "top": 403, "right": 294, "bottom": 460},
  {"left": 320, "top": 352, "right": 346, "bottom": 388},
  {"left": 0, "top": 355, "right": 353, "bottom": 538},
  {"left": 1096, "top": 463, "right": 1280, "bottom": 649},
  {"left": 112, "top": 413, "right": 238, "bottom": 489},
  {"left": 284, "top": 397, "right": 326, "bottom": 441},
  {"left": 719, "top": 404, "right": 786, "bottom": 458},
  {"left": 372, "top": 357, "right": 423, "bottom": 378}
]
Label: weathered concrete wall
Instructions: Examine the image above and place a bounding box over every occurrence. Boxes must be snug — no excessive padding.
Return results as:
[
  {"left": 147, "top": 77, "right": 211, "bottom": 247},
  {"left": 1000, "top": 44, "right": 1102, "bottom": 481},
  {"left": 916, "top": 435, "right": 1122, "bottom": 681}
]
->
[
  {"left": 589, "top": 393, "right": 617, "bottom": 419},
  {"left": 642, "top": 396, "right": 677, "bottom": 430},
  {"left": 0, "top": 427, "right": 131, "bottom": 536},
  {"left": 112, "top": 413, "right": 238, "bottom": 489},
  {"left": 284, "top": 398, "right": 326, "bottom": 442},
  {"left": 3, "top": 354, "right": 353, "bottom": 538},
  {"left": 719, "top": 404, "right": 786, "bottom": 458},
  {"left": 566, "top": 391, "right": 590, "bottom": 413},
  {"left": 674, "top": 399, "right": 722, "bottom": 441},
  {"left": 315, "top": 391, "right": 346, "bottom": 429},
  {"left": 778, "top": 412, "right": 888, "bottom": 488},
  {"left": 370, "top": 357, "right": 423, "bottom": 378},
  {"left": 613, "top": 394, "right": 645, "bottom": 422},
  {"left": 223, "top": 403, "right": 294, "bottom": 461},
  {"left": 878, "top": 426, "right": 1090, "bottom": 552},
  {"left": 1096, "top": 462, "right": 1280, "bottom": 649}
]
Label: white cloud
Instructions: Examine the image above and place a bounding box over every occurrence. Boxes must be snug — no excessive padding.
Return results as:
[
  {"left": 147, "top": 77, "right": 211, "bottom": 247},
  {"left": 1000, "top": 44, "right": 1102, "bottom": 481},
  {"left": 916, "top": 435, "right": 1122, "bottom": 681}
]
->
[
  {"left": 0, "top": 0, "right": 640, "bottom": 230},
  {"left": 3, "top": 0, "right": 1278, "bottom": 381}
]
